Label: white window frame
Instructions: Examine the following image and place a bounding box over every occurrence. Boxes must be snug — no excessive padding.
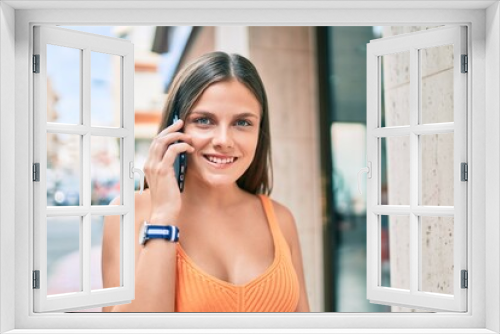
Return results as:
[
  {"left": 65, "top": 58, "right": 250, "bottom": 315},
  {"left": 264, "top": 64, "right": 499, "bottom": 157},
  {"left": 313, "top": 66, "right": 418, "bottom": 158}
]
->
[
  {"left": 0, "top": 2, "right": 499, "bottom": 333},
  {"left": 366, "top": 26, "right": 468, "bottom": 312},
  {"left": 33, "top": 25, "right": 136, "bottom": 312}
]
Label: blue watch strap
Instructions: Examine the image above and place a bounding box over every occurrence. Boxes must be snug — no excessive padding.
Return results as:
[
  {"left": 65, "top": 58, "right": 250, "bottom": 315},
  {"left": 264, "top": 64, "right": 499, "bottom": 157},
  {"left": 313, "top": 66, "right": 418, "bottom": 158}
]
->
[{"left": 145, "top": 224, "right": 180, "bottom": 243}]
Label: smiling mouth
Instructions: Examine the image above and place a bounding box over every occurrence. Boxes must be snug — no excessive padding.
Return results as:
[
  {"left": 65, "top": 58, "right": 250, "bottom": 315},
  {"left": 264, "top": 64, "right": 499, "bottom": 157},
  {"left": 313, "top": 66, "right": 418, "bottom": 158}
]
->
[{"left": 203, "top": 155, "right": 238, "bottom": 165}]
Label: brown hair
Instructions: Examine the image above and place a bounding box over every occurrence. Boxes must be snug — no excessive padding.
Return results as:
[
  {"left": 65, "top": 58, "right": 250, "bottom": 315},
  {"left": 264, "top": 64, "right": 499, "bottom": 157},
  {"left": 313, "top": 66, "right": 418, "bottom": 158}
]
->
[{"left": 144, "top": 51, "right": 273, "bottom": 195}]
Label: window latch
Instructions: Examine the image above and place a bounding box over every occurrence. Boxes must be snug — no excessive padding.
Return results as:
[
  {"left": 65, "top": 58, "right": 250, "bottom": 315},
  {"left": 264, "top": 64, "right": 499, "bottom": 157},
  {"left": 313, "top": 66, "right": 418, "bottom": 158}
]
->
[
  {"left": 129, "top": 162, "right": 144, "bottom": 194},
  {"left": 357, "top": 162, "right": 372, "bottom": 195}
]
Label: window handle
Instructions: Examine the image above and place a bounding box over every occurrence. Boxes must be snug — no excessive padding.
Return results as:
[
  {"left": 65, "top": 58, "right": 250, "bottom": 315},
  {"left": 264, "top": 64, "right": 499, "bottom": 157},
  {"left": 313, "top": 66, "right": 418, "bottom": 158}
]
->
[
  {"left": 357, "top": 162, "right": 372, "bottom": 195},
  {"left": 129, "top": 162, "right": 145, "bottom": 194}
]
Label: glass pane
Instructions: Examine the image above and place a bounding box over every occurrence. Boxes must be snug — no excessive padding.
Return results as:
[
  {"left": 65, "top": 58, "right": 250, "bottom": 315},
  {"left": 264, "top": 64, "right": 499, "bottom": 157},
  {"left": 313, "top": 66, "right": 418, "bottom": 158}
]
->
[
  {"left": 47, "top": 216, "right": 81, "bottom": 295},
  {"left": 421, "top": 133, "right": 454, "bottom": 206},
  {"left": 331, "top": 123, "right": 367, "bottom": 215},
  {"left": 91, "top": 215, "right": 121, "bottom": 291},
  {"left": 47, "top": 44, "right": 81, "bottom": 124},
  {"left": 420, "top": 44, "right": 454, "bottom": 124},
  {"left": 380, "top": 215, "right": 410, "bottom": 290},
  {"left": 420, "top": 216, "right": 454, "bottom": 294},
  {"left": 47, "top": 133, "right": 81, "bottom": 206},
  {"left": 380, "top": 51, "right": 410, "bottom": 127},
  {"left": 381, "top": 136, "right": 410, "bottom": 205},
  {"left": 91, "top": 52, "right": 121, "bottom": 128},
  {"left": 91, "top": 136, "right": 121, "bottom": 205}
]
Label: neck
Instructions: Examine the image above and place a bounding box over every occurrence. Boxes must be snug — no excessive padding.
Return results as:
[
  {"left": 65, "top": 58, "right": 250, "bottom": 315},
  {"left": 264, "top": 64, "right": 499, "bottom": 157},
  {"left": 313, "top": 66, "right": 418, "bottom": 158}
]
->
[{"left": 181, "top": 177, "right": 248, "bottom": 210}]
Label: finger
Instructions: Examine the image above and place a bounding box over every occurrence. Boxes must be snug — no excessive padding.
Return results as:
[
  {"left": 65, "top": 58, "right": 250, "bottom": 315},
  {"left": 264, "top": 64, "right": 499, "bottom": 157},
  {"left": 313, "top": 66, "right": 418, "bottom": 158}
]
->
[
  {"left": 156, "top": 132, "right": 193, "bottom": 146},
  {"left": 151, "top": 132, "right": 193, "bottom": 161},
  {"left": 156, "top": 119, "right": 184, "bottom": 138},
  {"left": 161, "top": 142, "right": 195, "bottom": 166},
  {"left": 149, "top": 119, "right": 185, "bottom": 158}
]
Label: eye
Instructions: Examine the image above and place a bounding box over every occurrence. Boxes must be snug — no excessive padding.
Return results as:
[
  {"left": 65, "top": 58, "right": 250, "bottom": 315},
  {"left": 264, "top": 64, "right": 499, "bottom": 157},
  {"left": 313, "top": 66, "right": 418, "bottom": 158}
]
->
[
  {"left": 235, "top": 119, "right": 252, "bottom": 127},
  {"left": 193, "top": 117, "right": 211, "bottom": 125}
]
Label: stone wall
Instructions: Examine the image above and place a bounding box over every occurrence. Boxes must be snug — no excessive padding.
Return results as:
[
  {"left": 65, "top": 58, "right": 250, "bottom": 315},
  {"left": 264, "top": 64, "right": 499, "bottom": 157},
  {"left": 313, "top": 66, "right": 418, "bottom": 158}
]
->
[
  {"left": 382, "top": 26, "right": 454, "bottom": 312},
  {"left": 249, "top": 27, "right": 324, "bottom": 312}
]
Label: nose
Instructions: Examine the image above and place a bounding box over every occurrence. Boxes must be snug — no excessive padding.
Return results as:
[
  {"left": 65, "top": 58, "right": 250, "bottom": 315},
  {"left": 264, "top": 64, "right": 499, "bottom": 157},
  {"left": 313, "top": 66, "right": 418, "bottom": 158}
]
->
[{"left": 211, "top": 125, "right": 234, "bottom": 149}]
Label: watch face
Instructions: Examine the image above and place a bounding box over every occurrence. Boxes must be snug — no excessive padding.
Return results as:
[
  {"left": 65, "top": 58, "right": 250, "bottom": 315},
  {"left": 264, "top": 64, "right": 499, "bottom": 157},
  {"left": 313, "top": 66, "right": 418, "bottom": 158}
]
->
[{"left": 138, "top": 222, "right": 147, "bottom": 245}]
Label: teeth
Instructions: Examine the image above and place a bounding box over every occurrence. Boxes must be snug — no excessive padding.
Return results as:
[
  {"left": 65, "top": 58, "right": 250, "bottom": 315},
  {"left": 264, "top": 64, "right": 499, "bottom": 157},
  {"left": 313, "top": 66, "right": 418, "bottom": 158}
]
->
[{"left": 207, "top": 156, "right": 235, "bottom": 164}]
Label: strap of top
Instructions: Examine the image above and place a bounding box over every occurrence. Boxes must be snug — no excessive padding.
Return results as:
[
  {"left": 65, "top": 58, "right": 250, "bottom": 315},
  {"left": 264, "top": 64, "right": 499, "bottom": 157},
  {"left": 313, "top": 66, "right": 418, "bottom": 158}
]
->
[{"left": 258, "top": 194, "right": 279, "bottom": 237}]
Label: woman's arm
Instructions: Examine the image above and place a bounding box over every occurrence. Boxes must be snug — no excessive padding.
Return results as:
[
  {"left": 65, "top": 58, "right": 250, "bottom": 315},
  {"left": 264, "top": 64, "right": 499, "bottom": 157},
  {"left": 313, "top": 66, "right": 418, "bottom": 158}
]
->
[
  {"left": 272, "top": 201, "right": 310, "bottom": 312},
  {"left": 101, "top": 193, "right": 178, "bottom": 312},
  {"left": 101, "top": 119, "right": 194, "bottom": 312}
]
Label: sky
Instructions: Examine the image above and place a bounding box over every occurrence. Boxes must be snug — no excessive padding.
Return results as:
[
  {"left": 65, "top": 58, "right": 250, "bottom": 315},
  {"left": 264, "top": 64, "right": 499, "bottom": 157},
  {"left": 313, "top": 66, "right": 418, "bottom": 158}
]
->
[
  {"left": 48, "top": 26, "right": 192, "bottom": 126},
  {"left": 48, "top": 26, "right": 116, "bottom": 126}
]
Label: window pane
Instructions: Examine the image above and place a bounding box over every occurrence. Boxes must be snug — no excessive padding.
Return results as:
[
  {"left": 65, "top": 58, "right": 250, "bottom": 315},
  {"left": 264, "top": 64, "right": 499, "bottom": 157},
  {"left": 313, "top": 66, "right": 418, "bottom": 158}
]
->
[
  {"left": 47, "top": 44, "right": 81, "bottom": 124},
  {"left": 421, "top": 133, "right": 454, "bottom": 206},
  {"left": 91, "top": 215, "right": 121, "bottom": 291},
  {"left": 91, "top": 52, "right": 122, "bottom": 128},
  {"left": 91, "top": 136, "right": 121, "bottom": 205},
  {"left": 380, "top": 51, "right": 410, "bottom": 127},
  {"left": 47, "top": 216, "right": 81, "bottom": 295},
  {"left": 420, "top": 216, "right": 454, "bottom": 294},
  {"left": 381, "top": 136, "right": 410, "bottom": 205},
  {"left": 380, "top": 215, "right": 410, "bottom": 290},
  {"left": 47, "top": 133, "right": 81, "bottom": 206},
  {"left": 420, "top": 44, "right": 454, "bottom": 124}
]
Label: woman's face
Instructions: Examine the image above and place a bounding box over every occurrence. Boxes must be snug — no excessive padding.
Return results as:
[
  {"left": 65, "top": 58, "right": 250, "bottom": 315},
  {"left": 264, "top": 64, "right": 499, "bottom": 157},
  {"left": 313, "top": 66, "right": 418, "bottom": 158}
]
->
[{"left": 183, "top": 79, "right": 261, "bottom": 189}]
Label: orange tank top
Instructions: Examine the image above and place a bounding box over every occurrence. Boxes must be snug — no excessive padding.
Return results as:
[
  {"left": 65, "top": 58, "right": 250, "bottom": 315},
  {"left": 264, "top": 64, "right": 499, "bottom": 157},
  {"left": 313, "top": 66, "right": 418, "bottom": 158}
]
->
[{"left": 175, "top": 195, "right": 300, "bottom": 312}]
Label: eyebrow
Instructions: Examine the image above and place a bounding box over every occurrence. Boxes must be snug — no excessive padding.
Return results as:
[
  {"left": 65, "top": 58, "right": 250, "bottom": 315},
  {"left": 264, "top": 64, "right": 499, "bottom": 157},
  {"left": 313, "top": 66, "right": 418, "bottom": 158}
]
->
[{"left": 189, "top": 111, "right": 260, "bottom": 119}]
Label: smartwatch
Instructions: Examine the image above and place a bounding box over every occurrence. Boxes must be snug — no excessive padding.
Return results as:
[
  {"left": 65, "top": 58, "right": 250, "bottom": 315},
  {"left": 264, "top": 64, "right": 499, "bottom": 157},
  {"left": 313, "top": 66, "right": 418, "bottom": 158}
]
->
[{"left": 139, "top": 222, "right": 180, "bottom": 245}]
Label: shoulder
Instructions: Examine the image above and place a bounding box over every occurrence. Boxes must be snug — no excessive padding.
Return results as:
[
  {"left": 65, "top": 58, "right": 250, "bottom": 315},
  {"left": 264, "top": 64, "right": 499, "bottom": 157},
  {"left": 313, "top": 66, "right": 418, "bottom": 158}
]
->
[
  {"left": 133, "top": 189, "right": 151, "bottom": 211},
  {"left": 270, "top": 198, "right": 295, "bottom": 227},
  {"left": 108, "top": 190, "right": 151, "bottom": 212},
  {"left": 108, "top": 190, "right": 150, "bottom": 205},
  {"left": 109, "top": 190, "right": 151, "bottom": 227},
  {"left": 268, "top": 198, "right": 299, "bottom": 252}
]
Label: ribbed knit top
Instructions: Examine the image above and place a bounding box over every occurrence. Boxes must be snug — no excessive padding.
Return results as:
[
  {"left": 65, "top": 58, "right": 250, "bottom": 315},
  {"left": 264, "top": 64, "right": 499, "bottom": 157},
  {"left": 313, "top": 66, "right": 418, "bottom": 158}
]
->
[{"left": 174, "top": 195, "right": 300, "bottom": 312}]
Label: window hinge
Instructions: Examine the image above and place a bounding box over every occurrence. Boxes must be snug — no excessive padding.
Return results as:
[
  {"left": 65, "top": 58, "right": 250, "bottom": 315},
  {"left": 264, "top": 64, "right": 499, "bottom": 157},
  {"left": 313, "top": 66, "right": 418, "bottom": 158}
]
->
[
  {"left": 33, "top": 54, "right": 40, "bottom": 73},
  {"left": 461, "top": 54, "right": 468, "bottom": 73},
  {"left": 461, "top": 270, "right": 468, "bottom": 289},
  {"left": 33, "top": 163, "right": 40, "bottom": 182},
  {"left": 461, "top": 162, "right": 468, "bottom": 181},
  {"left": 33, "top": 270, "right": 40, "bottom": 289}
]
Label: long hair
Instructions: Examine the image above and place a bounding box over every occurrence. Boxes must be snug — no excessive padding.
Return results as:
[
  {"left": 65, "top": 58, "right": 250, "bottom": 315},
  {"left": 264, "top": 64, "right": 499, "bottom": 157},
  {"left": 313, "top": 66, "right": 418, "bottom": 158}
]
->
[{"left": 144, "top": 51, "right": 273, "bottom": 195}]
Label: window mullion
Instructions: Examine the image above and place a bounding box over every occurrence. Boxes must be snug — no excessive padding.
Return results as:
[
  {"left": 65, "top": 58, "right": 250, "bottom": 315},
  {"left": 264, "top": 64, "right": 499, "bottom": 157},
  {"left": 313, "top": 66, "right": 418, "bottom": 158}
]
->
[
  {"left": 373, "top": 205, "right": 454, "bottom": 217},
  {"left": 409, "top": 46, "right": 419, "bottom": 295},
  {"left": 81, "top": 214, "right": 90, "bottom": 294},
  {"left": 82, "top": 47, "right": 91, "bottom": 208},
  {"left": 45, "top": 206, "right": 128, "bottom": 216},
  {"left": 81, "top": 47, "right": 91, "bottom": 295},
  {"left": 46, "top": 123, "right": 129, "bottom": 138}
]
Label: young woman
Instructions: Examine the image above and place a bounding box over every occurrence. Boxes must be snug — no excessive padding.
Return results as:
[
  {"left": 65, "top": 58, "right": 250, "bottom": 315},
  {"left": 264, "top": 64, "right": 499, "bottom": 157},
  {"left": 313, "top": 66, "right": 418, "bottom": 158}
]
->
[{"left": 102, "top": 52, "right": 310, "bottom": 312}]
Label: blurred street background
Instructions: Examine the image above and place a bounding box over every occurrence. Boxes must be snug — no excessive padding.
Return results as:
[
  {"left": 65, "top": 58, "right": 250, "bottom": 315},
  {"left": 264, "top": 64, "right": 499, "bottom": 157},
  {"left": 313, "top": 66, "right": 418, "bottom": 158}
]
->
[{"left": 46, "top": 26, "right": 449, "bottom": 313}]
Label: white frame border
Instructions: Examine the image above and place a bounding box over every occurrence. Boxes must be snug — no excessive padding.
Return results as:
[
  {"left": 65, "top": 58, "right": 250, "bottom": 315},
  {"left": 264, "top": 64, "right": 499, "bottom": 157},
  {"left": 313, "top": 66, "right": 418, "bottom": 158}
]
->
[
  {"left": 366, "top": 25, "right": 468, "bottom": 312},
  {"left": 32, "top": 25, "right": 135, "bottom": 312},
  {"left": 0, "top": 2, "right": 497, "bottom": 333}
]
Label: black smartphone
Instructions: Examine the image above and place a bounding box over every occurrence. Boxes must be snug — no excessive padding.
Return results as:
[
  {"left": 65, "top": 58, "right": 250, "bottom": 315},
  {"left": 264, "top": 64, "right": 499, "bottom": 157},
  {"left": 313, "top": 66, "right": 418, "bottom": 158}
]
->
[{"left": 167, "top": 110, "right": 187, "bottom": 192}]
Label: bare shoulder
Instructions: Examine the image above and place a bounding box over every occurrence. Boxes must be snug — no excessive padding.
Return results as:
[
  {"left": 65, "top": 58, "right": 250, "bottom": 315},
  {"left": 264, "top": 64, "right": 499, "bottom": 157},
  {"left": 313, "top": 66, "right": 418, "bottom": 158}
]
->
[
  {"left": 109, "top": 191, "right": 151, "bottom": 228},
  {"left": 133, "top": 190, "right": 151, "bottom": 227},
  {"left": 269, "top": 198, "right": 299, "bottom": 249},
  {"left": 134, "top": 190, "right": 151, "bottom": 212}
]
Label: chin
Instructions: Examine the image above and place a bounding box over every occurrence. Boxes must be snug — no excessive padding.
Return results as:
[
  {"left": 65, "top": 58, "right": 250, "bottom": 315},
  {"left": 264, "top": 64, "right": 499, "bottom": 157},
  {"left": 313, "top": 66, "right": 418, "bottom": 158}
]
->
[{"left": 201, "top": 175, "right": 240, "bottom": 188}]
